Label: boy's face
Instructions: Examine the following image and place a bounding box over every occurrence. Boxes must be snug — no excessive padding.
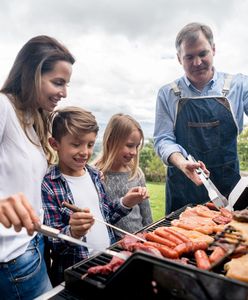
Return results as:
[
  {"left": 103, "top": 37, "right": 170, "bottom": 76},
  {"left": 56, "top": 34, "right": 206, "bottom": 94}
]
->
[{"left": 49, "top": 132, "right": 96, "bottom": 176}]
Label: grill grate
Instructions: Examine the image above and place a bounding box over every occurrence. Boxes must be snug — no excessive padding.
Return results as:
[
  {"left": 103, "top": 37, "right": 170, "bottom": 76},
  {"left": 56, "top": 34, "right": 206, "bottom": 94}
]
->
[{"left": 64, "top": 204, "right": 248, "bottom": 300}]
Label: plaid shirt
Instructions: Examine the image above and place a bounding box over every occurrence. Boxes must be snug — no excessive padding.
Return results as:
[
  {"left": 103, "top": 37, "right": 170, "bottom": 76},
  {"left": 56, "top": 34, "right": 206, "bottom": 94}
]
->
[{"left": 42, "top": 164, "right": 131, "bottom": 284}]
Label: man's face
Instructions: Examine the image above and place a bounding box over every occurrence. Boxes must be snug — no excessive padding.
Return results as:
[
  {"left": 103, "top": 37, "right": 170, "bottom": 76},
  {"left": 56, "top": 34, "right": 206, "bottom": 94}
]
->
[{"left": 177, "top": 31, "right": 215, "bottom": 90}]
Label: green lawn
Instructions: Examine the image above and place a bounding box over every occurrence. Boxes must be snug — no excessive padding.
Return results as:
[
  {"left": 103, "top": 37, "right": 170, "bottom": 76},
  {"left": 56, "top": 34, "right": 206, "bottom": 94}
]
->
[{"left": 147, "top": 181, "right": 165, "bottom": 222}]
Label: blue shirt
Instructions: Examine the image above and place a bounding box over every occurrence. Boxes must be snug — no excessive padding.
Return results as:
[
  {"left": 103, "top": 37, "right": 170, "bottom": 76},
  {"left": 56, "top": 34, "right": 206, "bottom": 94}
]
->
[
  {"left": 42, "top": 164, "right": 131, "bottom": 284},
  {"left": 154, "top": 70, "right": 248, "bottom": 165}
]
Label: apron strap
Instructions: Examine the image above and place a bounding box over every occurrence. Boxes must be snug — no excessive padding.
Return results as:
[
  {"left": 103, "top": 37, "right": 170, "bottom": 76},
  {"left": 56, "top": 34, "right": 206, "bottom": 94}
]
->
[
  {"left": 170, "top": 81, "right": 181, "bottom": 98},
  {"left": 222, "top": 74, "right": 233, "bottom": 97},
  {"left": 171, "top": 74, "right": 233, "bottom": 98}
]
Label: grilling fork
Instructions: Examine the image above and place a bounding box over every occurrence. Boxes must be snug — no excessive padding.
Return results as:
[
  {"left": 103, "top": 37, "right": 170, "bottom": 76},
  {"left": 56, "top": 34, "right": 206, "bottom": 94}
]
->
[
  {"left": 34, "top": 223, "right": 129, "bottom": 260},
  {"left": 187, "top": 154, "right": 229, "bottom": 210}
]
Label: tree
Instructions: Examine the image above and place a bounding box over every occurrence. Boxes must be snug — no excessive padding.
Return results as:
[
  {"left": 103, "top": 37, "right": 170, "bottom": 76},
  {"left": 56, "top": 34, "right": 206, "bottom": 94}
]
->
[{"left": 140, "top": 139, "right": 166, "bottom": 182}]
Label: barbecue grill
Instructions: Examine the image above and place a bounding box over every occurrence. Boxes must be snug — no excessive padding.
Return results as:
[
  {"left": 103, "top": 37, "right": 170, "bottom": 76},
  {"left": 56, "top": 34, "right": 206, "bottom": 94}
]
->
[{"left": 50, "top": 204, "right": 248, "bottom": 300}]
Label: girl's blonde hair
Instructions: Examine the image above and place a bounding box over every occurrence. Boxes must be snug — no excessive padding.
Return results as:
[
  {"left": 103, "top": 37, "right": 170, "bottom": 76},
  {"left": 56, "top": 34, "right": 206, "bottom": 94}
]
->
[
  {"left": 96, "top": 113, "right": 144, "bottom": 179},
  {"left": 0, "top": 35, "right": 75, "bottom": 164}
]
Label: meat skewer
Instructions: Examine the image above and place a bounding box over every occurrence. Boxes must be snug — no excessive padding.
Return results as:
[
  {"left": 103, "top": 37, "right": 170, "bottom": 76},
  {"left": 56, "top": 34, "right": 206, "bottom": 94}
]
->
[{"left": 62, "top": 201, "right": 146, "bottom": 242}]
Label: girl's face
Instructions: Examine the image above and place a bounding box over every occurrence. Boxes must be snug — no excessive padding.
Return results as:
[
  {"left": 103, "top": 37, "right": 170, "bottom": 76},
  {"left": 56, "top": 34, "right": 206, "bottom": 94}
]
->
[
  {"left": 49, "top": 132, "right": 96, "bottom": 176},
  {"left": 38, "top": 60, "right": 72, "bottom": 112},
  {"left": 112, "top": 129, "right": 141, "bottom": 171}
]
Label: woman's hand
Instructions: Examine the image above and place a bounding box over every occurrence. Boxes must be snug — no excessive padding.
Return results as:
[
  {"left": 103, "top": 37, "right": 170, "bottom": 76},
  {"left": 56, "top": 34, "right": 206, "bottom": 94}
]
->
[
  {"left": 122, "top": 186, "right": 149, "bottom": 208},
  {"left": 0, "top": 193, "right": 39, "bottom": 235},
  {"left": 69, "top": 208, "right": 95, "bottom": 239}
]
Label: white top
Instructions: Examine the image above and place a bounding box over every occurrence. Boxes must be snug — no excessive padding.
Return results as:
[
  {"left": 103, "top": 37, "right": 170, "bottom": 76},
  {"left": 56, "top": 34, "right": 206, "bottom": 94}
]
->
[
  {"left": 0, "top": 94, "right": 47, "bottom": 262},
  {"left": 63, "top": 170, "right": 110, "bottom": 253}
]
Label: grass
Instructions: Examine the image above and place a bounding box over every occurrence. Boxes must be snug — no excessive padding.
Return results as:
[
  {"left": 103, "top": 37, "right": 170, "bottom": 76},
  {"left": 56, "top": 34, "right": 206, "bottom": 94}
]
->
[{"left": 146, "top": 181, "right": 165, "bottom": 222}]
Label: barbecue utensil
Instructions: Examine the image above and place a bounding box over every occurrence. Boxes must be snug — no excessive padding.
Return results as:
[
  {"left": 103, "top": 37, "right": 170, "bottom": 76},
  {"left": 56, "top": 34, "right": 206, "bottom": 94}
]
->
[
  {"left": 34, "top": 223, "right": 129, "bottom": 260},
  {"left": 62, "top": 201, "right": 146, "bottom": 242},
  {"left": 187, "top": 154, "right": 229, "bottom": 209},
  {"left": 208, "top": 225, "right": 247, "bottom": 270}
]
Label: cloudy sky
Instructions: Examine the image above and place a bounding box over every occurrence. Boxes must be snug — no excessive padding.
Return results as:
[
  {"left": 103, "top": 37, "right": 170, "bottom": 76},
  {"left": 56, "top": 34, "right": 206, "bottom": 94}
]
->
[{"left": 1, "top": 0, "right": 248, "bottom": 138}]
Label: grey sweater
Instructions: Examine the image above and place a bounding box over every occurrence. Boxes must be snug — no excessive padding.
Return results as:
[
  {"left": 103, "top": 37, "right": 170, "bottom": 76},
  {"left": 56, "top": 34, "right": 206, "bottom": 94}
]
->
[{"left": 104, "top": 170, "right": 153, "bottom": 239}]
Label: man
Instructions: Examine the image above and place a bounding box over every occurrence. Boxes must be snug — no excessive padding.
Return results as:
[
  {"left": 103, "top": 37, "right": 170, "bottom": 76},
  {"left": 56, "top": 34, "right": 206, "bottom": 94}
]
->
[{"left": 154, "top": 22, "right": 248, "bottom": 214}]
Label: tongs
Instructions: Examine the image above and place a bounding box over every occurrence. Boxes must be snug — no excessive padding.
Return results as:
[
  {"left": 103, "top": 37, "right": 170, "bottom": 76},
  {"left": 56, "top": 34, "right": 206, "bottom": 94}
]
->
[
  {"left": 34, "top": 223, "right": 128, "bottom": 260},
  {"left": 187, "top": 154, "right": 228, "bottom": 210}
]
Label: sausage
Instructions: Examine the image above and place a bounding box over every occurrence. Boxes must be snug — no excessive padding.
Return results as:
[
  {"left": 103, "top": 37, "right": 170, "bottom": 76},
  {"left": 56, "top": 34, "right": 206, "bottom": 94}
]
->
[
  {"left": 174, "top": 243, "right": 190, "bottom": 255},
  {"left": 163, "top": 227, "right": 191, "bottom": 243},
  {"left": 205, "top": 202, "right": 219, "bottom": 211},
  {"left": 191, "top": 241, "right": 209, "bottom": 252},
  {"left": 194, "top": 249, "right": 211, "bottom": 270},
  {"left": 145, "top": 232, "right": 176, "bottom": 248},
  {"left": 209, "top": 246, "right": 227, "bottom": 263},
  {"left": 143, "top": 241, "right": 179, "bottom": 259},
  {"left": 155, "top": 227, "right": 186, "bottom": 245}
]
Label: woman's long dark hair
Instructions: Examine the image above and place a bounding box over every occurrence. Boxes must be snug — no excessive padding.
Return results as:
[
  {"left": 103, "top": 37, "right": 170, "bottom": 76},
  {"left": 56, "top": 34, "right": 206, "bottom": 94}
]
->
[{"left": 0, "top": 35, "right": 75, "bottom": 163}]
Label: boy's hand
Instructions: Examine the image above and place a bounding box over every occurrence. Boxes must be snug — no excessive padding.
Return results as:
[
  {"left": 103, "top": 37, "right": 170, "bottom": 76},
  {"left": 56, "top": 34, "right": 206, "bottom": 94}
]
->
[
  {"left": 0, "top": 193, "right": 40, "bottom": 236},
  {"left": 122, "top": 186, "right": 149, "bottom": 208},
  {"left": 69, "top": 208, "right": 95, "bottom": 239}
]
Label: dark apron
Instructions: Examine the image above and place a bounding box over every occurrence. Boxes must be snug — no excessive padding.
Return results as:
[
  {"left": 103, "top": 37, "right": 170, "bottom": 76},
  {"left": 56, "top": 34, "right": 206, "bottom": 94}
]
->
[{"left": 166, "top": 80, "right": 241, "bottom": 214}]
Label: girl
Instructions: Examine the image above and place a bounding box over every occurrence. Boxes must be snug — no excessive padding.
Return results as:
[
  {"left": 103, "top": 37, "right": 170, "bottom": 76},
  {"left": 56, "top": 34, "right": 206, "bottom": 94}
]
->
[
  {"left": 95, "top": 113, "right": 153, "bottom": 240},
  {"left": 0, "top": 35, "right": 75, "bottom": 299}
]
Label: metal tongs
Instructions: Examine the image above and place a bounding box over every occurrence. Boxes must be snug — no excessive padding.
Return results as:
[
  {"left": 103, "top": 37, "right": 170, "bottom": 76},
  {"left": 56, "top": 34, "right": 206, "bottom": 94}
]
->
[
  {"left": 34, "top": 223, "right": 128, "bottom": 260},
  {"left": 187, "top": 154, "right": 229, "bottom": 210}
]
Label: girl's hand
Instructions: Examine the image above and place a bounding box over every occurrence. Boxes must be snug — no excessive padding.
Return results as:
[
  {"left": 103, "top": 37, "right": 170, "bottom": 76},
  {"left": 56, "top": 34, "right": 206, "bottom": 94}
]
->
[
  {"left": 69, "top": 208, "right": 95, "bottom": 239},
  {"left": 0, "top": 193, "right": 39, "bottom": 236},
  {"left": 122, "top": 186, "right": 149, "bottom": 208}
]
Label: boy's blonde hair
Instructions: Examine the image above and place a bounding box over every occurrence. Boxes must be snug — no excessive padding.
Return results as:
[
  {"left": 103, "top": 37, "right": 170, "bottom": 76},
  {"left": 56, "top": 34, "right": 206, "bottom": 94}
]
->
[
  {"left": 49, "top": 106, "right": 99, "bottom": 141},
  {"left": 96, "top": 113, "right": 144, "bottom": 179}
]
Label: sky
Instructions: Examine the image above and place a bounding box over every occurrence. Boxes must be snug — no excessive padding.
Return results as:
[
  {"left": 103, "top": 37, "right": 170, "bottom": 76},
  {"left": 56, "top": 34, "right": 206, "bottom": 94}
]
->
[{"left": 1, "top": 0, "right": 248, "bottom": 138}]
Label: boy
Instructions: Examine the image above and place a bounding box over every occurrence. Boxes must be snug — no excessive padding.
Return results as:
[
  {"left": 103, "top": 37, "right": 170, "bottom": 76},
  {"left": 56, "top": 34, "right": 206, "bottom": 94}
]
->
[{"left": 42, "top": 106, "right": 149, "bottom": 286}]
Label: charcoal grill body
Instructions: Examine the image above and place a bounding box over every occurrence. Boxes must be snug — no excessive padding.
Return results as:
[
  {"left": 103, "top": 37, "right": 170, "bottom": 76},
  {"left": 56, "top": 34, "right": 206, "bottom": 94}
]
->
[{"left": 60, "top": 204, "right": 248, "bottom": 300}]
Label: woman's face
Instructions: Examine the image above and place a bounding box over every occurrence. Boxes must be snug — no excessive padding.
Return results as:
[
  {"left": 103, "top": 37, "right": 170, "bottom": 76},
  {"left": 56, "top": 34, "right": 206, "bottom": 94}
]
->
[{"left": 38, "top": 60, "right": 72, "bottom": 112}]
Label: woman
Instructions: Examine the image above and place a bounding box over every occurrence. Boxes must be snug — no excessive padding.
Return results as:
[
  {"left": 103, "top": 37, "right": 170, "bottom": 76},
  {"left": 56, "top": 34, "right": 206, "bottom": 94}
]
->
[{"left": 0, "top": 35, "right": 75, "bottom": 299}]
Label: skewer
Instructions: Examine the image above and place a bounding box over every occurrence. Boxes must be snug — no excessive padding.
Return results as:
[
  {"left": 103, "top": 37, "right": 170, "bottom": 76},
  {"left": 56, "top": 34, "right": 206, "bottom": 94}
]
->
[
  {"left": 208, "top": 225, "right": 248, "bottom": 270},
  {"left": 62, "top": 201, "right": 146, "bottom": 242}
]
